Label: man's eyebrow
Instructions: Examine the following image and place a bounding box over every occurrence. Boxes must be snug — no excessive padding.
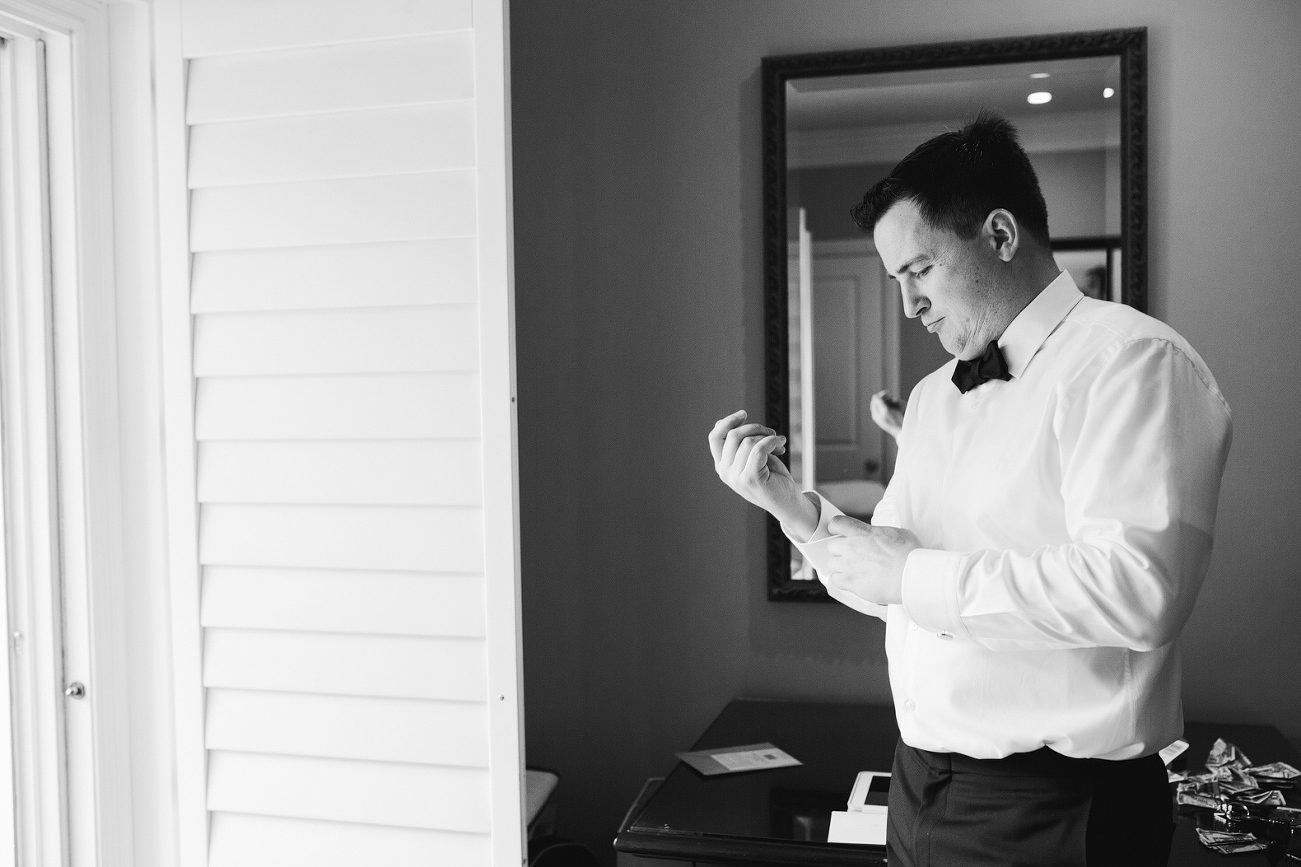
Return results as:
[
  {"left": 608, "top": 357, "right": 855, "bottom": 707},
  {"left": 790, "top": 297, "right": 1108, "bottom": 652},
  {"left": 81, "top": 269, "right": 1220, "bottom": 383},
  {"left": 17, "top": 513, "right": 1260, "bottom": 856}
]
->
[{"left": 884, "top": 254, "right": 930, "bottom": 279}]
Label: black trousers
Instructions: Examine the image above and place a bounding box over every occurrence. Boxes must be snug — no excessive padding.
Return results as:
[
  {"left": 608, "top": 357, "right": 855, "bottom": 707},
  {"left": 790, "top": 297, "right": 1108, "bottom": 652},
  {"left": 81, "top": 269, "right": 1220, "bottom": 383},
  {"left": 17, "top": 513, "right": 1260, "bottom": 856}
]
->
[{"left": 887, "top": 739, "right": 1175, "bottom": 867}]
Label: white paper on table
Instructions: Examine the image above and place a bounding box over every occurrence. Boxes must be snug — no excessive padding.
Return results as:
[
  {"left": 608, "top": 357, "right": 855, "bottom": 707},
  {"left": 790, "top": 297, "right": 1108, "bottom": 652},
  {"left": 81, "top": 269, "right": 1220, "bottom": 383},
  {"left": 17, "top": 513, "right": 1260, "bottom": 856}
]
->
[
  {"left": 711, "top": 746, "right": 799, "bottom": 772},
  {"left": 675, "top": 742, "right": 802, "bottom": 776},
  {"left": 1159, "top": 738, "right": 1190, "bottom": 765},
  {"left": 828, "top": 809, "right": 888, "bottom": 845}
]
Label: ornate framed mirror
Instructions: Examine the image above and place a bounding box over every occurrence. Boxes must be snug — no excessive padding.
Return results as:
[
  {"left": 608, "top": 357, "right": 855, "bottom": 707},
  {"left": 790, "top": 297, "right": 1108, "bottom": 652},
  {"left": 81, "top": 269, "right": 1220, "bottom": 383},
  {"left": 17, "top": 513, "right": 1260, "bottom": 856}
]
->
[{"left": 762, "top": 29, "right": 1147, "bottom": 600}]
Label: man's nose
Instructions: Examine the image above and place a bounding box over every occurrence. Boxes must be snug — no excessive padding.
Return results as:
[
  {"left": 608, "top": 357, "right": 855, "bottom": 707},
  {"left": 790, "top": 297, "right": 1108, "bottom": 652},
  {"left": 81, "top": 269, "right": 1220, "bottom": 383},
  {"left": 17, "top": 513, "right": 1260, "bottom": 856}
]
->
[{"left": 900, "top": 285, "right": 928, "bottom": 319}]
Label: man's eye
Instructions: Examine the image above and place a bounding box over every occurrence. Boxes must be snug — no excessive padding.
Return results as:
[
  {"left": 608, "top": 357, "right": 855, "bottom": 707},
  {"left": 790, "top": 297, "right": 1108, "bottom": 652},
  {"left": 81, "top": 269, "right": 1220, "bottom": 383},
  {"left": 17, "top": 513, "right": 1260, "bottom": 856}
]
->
[{"left": 911, "top": 266, "right": 932, "bottom": 278}]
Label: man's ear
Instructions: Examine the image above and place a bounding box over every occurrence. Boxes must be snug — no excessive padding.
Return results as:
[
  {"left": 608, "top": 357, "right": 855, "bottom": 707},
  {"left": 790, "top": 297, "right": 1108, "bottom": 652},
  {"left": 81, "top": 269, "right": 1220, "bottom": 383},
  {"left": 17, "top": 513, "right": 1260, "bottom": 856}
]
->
[{"left": 983, "top": 209, "right": 1020, "bottom": 262}]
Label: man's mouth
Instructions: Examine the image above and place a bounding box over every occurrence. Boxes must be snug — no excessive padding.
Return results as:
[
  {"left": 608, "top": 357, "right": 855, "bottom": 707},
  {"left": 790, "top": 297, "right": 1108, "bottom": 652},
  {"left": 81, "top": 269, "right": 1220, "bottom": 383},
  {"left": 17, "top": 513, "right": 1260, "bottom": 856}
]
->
[{"left": 925, "top": 318, "right": 944, "bottom": 333}]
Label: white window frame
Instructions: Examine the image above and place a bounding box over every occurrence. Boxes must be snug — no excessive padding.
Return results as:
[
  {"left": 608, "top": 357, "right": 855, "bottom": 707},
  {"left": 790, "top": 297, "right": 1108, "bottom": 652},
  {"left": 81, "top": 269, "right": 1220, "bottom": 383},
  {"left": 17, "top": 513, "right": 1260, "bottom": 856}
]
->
[
  {"left": 0, "top": 1, "right": 134, "bottom": 865},
  {"left": 148, "top": 0, "right": 205, "bottom": 861}
]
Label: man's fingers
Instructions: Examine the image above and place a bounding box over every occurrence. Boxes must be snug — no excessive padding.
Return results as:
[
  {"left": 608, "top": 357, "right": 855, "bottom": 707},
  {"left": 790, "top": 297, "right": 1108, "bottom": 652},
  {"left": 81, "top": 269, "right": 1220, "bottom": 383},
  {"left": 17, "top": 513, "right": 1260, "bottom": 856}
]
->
[
  {"left": 721, "top": 423, "right": 777, "bottom": 468},
  {"left": 733, "top": 434, "right": 768, "bottom": 473},
  {"left": 870, "top": 392, "right": 896, "bottom": 424},
  {"left": 871, "top": 390, "right": 903, "bottom": 412},
  {"left": 742, "top": 434, "right": 786, "bottom": 478},
  {"left": 829, "top": 515, "right": 873, "bottom": 536},
  {"left": 708, "top": 410, "right": 747, "bottom": 462}
]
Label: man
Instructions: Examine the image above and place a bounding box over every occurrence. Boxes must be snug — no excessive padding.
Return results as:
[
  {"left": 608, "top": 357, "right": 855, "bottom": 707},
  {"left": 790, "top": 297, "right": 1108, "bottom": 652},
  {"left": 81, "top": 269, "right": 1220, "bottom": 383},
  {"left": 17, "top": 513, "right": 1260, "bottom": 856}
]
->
[{"left": 708, "top": 113, "right": 1231, "bottom": 866}]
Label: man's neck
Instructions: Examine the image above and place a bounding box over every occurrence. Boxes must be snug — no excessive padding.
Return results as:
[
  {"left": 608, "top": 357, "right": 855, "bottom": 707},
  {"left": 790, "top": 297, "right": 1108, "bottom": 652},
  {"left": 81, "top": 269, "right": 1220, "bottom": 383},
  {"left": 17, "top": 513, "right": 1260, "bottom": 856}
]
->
[{"left": 983, "top": 253, "right": 1062, "bottom": 350}]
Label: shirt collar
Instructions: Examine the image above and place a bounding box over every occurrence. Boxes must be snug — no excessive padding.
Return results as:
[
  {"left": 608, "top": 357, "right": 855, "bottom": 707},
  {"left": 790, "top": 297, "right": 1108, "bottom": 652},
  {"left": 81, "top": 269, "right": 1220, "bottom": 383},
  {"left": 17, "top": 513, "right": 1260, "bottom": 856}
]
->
[{"left": 997, "top": 270, "right": 1084, "bottom": 379}]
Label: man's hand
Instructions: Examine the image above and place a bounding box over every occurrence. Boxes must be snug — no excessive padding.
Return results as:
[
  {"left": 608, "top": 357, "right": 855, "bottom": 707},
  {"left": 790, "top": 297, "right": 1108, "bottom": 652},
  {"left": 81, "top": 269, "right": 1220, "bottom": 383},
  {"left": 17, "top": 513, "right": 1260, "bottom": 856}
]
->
[
  {"left": 869, "top": 390, "right": 905, "bottom": 441},
  {"left": 708, "top": 410, "right": 816, "bottom": 537},
  {"left": 825, "top": 516, "right": 922, "bottom": 605}
]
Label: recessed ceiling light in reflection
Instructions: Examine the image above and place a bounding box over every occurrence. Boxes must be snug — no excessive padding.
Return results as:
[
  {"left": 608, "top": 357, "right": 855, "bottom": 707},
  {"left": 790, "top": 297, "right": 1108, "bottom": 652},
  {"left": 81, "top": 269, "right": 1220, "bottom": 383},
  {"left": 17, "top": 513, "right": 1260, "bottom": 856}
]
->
[
  {"left": 1027, "top": 91, "right": 1052, "bottom": 105},
  {"left": 1103, "top": 87, "right": 1116, "bottom": 98},
  {"left": 1030, "top": 72, "right": 1051, "bottom": 79}
]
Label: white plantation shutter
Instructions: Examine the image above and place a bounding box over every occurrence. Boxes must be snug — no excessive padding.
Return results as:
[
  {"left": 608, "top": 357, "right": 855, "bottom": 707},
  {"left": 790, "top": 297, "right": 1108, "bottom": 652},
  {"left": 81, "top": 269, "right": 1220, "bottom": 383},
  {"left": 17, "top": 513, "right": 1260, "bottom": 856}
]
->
[{"left": 155, "top": 1, "right": 522, "bottom": 864}]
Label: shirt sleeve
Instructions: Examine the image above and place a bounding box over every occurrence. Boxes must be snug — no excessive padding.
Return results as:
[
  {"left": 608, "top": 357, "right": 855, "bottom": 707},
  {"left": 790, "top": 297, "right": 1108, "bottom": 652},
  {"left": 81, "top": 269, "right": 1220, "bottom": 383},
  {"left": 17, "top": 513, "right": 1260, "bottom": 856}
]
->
[
  {"left": 902, "top": 338, "right": 1232, "bottom": 651},
  {"left": 784, "top": 493, "right": 888, "bottom": 621}
]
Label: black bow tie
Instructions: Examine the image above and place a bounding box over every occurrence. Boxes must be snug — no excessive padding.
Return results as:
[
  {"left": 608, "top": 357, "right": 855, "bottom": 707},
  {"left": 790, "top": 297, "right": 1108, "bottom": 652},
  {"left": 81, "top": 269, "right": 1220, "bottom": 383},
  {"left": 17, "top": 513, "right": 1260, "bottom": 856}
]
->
[{"left": 952, "top": 340, "right": 1012, "bottom": 394}]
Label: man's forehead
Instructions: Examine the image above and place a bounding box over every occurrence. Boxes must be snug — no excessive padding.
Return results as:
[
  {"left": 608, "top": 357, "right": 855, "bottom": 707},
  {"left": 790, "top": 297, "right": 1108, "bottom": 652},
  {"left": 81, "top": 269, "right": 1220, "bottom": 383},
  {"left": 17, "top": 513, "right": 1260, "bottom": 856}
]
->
[{"left": 873, "top": 199, "right": 932, "bottom": 273}]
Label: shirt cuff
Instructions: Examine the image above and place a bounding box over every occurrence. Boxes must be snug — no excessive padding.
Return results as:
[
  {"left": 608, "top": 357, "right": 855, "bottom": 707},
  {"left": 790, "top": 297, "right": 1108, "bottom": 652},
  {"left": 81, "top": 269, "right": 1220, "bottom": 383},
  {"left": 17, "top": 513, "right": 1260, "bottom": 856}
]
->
[
  {"left": 901, "top": 548, "right": 967, "bottom": 638},
  {"left": 781, "top": 491, "right": 842, "bottom": 545},
  {"left": 783, "top": 494, "right": 887, "bottom": 620}
]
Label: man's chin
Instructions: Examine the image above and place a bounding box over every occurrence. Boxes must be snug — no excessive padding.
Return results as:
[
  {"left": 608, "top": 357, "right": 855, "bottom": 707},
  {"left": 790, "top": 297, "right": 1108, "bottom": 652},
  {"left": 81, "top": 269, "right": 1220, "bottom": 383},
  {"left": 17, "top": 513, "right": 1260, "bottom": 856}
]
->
[{"left": 941, "top": 338, "right": 972, "bottom": 360}]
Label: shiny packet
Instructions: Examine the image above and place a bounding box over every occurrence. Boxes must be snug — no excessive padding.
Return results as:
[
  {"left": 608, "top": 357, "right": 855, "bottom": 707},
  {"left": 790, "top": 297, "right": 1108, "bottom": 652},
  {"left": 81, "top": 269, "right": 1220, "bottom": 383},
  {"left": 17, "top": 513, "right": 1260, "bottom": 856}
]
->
[
  {"left": 1196, "top": 828, "right": 1267, "bottom": 855},
  {"left": 1237, "top": 789, "right": 1289, "bottom": 808},
  {"left": 1207, "top": 738, "right": 1253, "bottom": 770},
  {"left": 1248, "top": 762, "right": 1301, "bottom": 790},
  {"left": 1176, "top": 784, "right": 1218, "bottom": 810}
]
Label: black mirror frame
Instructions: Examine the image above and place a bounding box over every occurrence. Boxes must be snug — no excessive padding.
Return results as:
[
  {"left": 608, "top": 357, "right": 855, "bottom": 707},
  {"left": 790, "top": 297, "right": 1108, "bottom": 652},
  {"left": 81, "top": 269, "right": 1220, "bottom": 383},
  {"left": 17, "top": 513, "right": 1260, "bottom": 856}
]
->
[{"left": 762, "top": 28, "right": 1147, "bottom": 601}]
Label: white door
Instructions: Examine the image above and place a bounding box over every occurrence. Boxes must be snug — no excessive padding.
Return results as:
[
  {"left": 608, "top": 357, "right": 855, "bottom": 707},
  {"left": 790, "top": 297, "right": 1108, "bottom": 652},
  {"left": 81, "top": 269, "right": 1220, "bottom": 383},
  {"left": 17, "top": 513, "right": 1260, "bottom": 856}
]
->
[{"left": 811, "top": 240, "right": 890, "bottom": 484}]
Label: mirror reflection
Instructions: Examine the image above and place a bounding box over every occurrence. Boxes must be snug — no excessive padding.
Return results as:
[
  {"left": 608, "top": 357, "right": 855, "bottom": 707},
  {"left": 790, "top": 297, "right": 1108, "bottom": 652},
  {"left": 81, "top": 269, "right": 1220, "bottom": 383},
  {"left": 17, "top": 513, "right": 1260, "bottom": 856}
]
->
[{"left": 783, "top": 57, "right": 1123, "bottom": 581}]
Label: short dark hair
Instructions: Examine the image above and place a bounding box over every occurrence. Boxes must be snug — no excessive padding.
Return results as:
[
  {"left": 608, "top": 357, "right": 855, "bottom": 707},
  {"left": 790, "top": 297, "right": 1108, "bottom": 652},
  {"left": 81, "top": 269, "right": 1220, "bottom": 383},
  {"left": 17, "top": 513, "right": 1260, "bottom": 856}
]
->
[{"left": 850, "top": 111, "right": 1051, "bottom": 246}]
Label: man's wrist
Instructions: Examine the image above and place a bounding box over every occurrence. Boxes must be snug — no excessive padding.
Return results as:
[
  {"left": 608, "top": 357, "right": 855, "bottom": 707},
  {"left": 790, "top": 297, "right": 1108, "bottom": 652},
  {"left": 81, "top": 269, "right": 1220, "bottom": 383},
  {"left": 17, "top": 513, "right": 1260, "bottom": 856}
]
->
[{"left": 775, "top": 491, "right": 820, "bottom": 543}]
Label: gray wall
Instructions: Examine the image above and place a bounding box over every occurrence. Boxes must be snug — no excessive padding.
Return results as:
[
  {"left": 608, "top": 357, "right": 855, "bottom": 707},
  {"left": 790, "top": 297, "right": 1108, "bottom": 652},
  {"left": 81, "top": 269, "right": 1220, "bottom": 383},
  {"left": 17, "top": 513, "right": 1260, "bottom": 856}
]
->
[
  {"left": 794, "top": 149, "right": 1109, "bottom": 241},
  {"left": 511, "top": 2, "right": 1301, "bottom": 862},
  {"left": 1033, "top": 148, "right": 1109, "bottom": 237},
  {"left": 792, "top": 162, "right": 893, "bottom": 239}
]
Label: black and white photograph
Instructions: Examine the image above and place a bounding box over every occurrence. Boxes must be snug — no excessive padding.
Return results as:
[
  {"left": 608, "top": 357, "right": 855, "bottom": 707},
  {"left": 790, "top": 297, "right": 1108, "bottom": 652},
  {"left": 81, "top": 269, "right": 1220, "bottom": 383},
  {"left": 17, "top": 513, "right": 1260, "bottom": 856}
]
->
[{"left": 0, "top": 2, "right": 1295, "bottom": 866}]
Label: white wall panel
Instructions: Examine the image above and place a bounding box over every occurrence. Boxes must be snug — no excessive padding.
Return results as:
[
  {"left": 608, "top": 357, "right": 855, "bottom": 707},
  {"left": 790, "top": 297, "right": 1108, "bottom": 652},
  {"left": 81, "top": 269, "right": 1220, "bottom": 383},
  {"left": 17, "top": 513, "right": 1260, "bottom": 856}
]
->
[
  {"left": 189, "top": 103, "right": 475, "bottom": 188},
  {"left": 189, "top": 172, "right": 475, "bottom": 252},
  {"left": 203, "top": 629, "right": 486, "bottom": 701},
  {"left": 200, "top": 567, "right": 486, "bottom": 638},
  {"left": 197, "top": 440, "right": 482, "bottom": 506},
  {"left": 189, "top": 239, "right": 477, "bottom": 313},
  {"left": 198, "top": 504, "right": 483, "bottom": 573},
  {"left": 186, "top": 33, "right": 473, "bottom": 124},
  {"left": 206, "top": 690, "right": 489, "bottom": 766},
  {"left": 209, "top": 812, "right": 489, "bottom": 867},
  {"left": 183, "top": 0, "right": 473, "bottom": 58},
  {"left": 194, "top": 374, "right": 480, "bottom": 441},
  {"left": 192, "top": 305, "right": 479, "bottom": 377},
  {"left": 207, "top": 751, "right": 490, "bottom": 832}
]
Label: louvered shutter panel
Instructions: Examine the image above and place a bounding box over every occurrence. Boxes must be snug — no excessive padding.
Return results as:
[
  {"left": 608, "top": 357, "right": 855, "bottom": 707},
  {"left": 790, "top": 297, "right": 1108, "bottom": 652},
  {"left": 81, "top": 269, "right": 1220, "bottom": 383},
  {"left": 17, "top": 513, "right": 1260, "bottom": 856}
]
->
[{"left": 162, "top": 1, "right": 521, "bottom": 863}]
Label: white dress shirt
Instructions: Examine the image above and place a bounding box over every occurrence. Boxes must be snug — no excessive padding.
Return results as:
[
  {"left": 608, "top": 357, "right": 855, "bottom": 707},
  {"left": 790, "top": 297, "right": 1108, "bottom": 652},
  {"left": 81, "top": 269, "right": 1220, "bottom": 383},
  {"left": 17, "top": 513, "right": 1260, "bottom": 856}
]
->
[{"left": 789, "top": 272, "right": 1232, "bottom": 760}]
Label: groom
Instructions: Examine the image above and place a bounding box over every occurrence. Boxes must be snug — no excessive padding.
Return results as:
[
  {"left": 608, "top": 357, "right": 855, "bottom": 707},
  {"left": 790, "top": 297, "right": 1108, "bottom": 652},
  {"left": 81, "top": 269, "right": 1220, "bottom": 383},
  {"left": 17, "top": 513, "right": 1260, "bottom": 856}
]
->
[{"left": 709, "top": 112, "right": 1231, "bottom": 866}]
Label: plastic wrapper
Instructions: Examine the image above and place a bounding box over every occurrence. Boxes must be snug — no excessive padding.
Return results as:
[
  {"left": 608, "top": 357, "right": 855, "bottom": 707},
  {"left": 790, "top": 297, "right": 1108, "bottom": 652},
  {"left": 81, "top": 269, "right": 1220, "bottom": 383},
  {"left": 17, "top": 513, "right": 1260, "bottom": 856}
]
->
[
  {"left": 1206, "top": 738, "right": 1252, "bottom": 771},
  {"left": 1246, "top": 762, "right": 1300, "bottom": 781},
  {"left": 1196, "top": 828, "right": 1267, "bottom": 855},
  {"left": 1235, "top": 789, "right": 1287, "bottom": 808}
]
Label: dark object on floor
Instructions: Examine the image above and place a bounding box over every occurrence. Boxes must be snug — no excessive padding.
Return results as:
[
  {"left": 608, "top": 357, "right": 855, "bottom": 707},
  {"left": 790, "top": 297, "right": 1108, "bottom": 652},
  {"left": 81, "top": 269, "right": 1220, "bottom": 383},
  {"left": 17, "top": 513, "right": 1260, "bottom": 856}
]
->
[{"left": 528, "top": 835, "right": 600, "bottom": 867}]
